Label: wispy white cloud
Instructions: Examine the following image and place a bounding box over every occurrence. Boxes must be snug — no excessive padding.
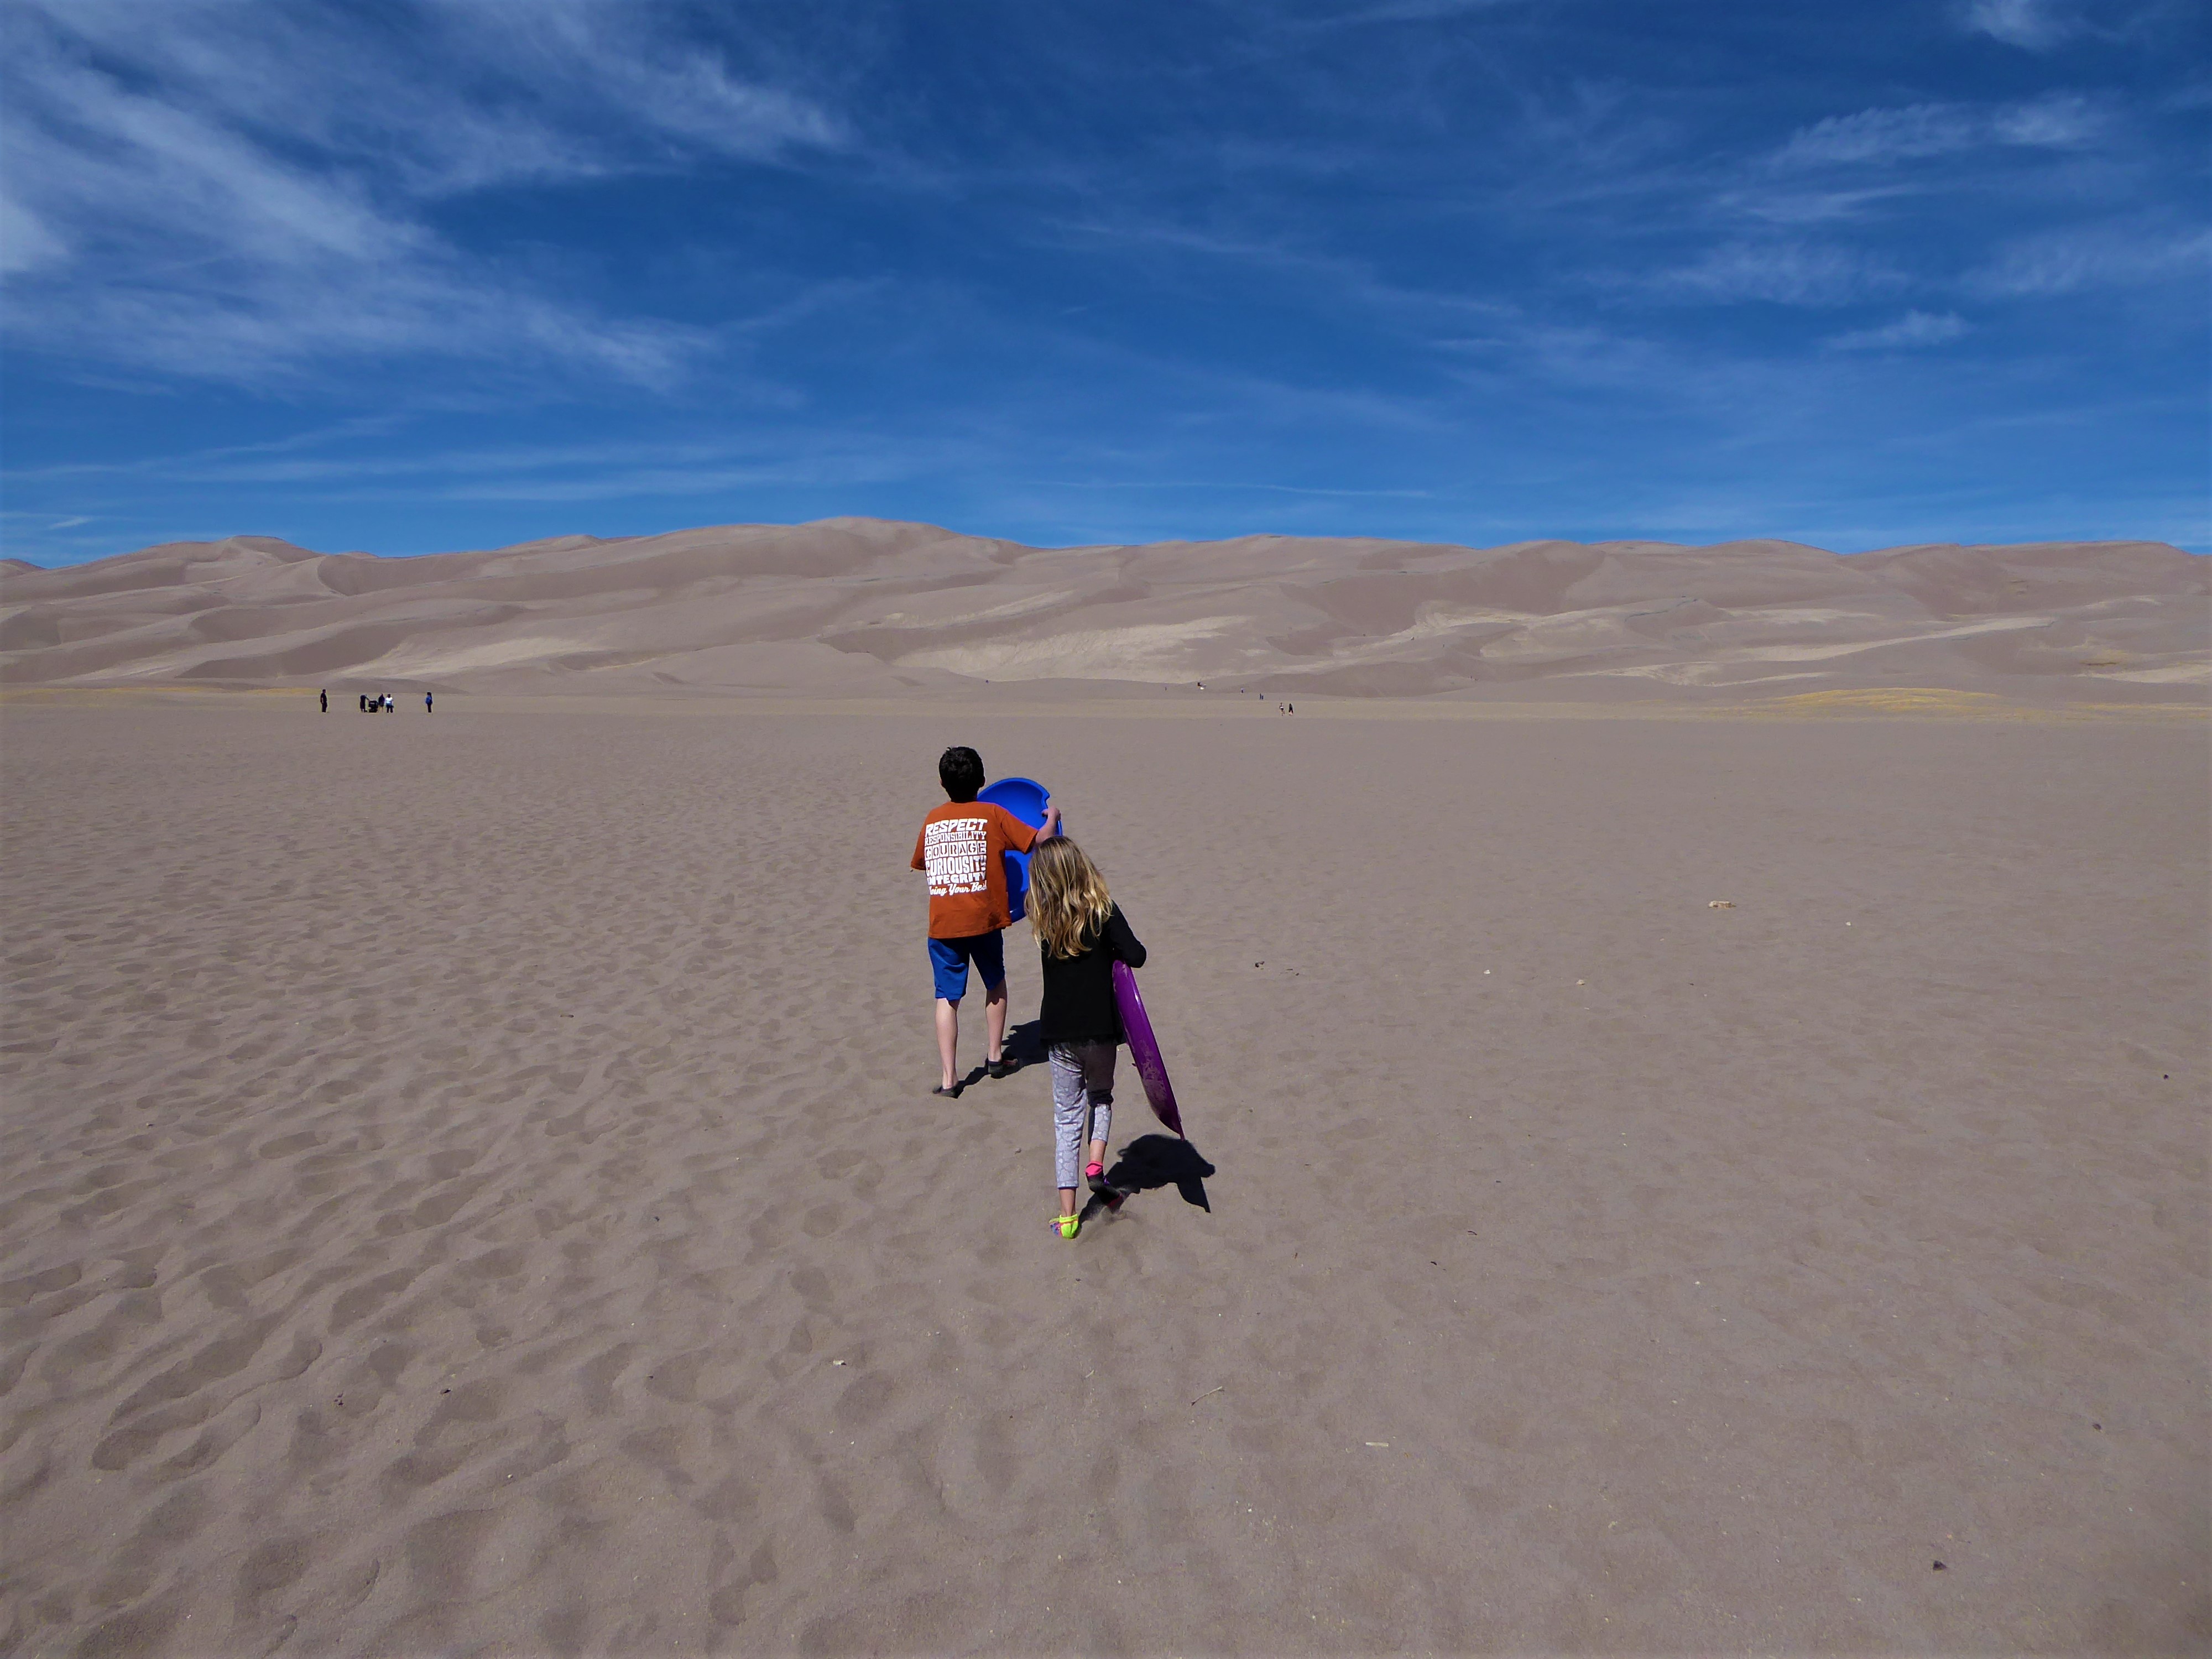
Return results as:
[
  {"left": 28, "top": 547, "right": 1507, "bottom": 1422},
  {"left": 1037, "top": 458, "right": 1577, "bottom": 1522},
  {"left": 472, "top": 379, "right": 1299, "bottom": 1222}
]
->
[
  {"left": 1825, "top": 310, "right": 1970, "bottom": 351},
  {"left": 1958, "top": 1, "right": 2187, "bottom": 57},
  {"left": 1968, "top": 223, "right": 2211, "bottom": 295},
  {"left": 1771, "top": 94, "right": 2109, "bottom": 168},
  {"left": 415, "top": 460, "right": 917, "bottom": 505},
  {"left": 0, "top": 0, "right": 848, "bottom": 388},
  {"left": 7, "top": 416, "right": 418, "bottom": 483},
  {"left": 1048, "top": 215, "right": 1319, "bottom": 269},
  {"left": 1653, "top": 242, "right": 1909, "bottom": 306},
  {"left": 1987, "top": 93, "right": 2110, "bottom": 148},
  {"left": 10, "top": 424, "right": 964, "bottom": 509},
  {"left": 1959, "top": 0, "right": 2080, "bottom": 50},
  {"left": 1718, "top": 183, "right": 1924, "bottom": 227},
  {"left": 0, "top": 189, "right": 67, "bottom": 274},
  {"left": 1776, "top": 105, "right": 1983, "bottom": 168},
  {"left": 18, "top": 0, "right": 846, "bottom": 187}
]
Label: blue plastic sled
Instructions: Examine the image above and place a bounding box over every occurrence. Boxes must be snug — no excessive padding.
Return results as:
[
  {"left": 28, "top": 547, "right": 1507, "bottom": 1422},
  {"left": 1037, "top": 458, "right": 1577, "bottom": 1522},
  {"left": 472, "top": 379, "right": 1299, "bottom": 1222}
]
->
[{"left": 975, "top": 775, "right": 1055, "bottom": 921}]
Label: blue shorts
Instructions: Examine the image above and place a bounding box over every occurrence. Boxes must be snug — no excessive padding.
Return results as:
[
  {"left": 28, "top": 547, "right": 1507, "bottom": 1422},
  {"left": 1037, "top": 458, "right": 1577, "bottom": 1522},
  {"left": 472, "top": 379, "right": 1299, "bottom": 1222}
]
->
[{"left": 928, "top": 931, "right": 1005, "bottom": 1002}]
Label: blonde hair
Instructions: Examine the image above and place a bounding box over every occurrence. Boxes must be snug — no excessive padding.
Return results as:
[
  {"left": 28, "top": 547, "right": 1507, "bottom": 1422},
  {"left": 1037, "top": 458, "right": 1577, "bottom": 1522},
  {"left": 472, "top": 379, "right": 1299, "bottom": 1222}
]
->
[{"left": 1027, "top": 837, "right": 1113, "bottom": 960}]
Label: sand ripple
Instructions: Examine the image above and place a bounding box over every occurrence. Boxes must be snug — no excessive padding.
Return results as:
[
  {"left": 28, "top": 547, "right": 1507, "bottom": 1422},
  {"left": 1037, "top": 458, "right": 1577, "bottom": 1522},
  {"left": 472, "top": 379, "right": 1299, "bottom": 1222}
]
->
[{"left": 2, "top": 702, "right": 2204, "bottom": 1653}]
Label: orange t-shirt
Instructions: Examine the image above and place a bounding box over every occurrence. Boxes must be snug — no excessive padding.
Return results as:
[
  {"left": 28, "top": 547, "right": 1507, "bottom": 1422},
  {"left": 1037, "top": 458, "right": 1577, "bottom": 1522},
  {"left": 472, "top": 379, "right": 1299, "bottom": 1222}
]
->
[{"left": 912, "top": 801, "right": 1039, "bottom": 938}]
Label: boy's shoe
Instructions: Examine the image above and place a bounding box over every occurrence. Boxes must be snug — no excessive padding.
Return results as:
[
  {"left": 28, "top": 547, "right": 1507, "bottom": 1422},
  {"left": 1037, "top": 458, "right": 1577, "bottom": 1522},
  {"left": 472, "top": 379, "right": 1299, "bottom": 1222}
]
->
[{"left": 986, "top": 1056, "right": 1016, "bottom": 1078}]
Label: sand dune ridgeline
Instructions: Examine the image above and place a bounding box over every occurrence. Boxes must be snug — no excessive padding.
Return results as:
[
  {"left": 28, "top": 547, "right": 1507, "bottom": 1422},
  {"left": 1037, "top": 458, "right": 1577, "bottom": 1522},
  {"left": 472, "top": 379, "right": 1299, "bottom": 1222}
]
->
[{"left": 2, "top": 519, "right": 2203, "bottom": 701}]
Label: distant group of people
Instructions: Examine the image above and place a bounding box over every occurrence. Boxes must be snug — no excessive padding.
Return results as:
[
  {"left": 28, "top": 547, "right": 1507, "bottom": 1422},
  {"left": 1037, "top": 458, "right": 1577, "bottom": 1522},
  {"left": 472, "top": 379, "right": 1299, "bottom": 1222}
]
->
[
  {"left": 1188, "top": 680, "right": 1293, "bottom": 713},
  {"left": 319, "top": 688, "right": 430, "bottom": 713}
]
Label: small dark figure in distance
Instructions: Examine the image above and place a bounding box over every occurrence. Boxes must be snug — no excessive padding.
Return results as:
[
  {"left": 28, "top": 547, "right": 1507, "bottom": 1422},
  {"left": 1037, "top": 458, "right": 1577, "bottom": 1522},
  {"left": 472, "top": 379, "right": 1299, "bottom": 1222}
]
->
[
  {"left": 320, "top": 688, "right": 327, "bottom": 713},
  {"left": 424, "top": 691, "right": 434, "bottom": 714},
  {"left": 358, "top": 694, "right": 368, "bottom": 713}
]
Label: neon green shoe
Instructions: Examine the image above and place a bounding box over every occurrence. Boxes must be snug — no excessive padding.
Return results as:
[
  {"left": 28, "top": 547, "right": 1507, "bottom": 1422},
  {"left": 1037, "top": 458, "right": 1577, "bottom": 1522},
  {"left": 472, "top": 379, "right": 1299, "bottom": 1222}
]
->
[{"left": 1052, "top": 1212, "right": 1081, "bottom": 1240}]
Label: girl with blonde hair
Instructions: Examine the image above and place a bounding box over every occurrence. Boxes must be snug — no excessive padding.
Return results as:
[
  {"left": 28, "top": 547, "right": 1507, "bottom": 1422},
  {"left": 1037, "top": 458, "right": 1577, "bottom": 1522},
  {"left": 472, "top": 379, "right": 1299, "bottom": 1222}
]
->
[{"left": 1026, "top": 836, "right": 1147, "bottom": 1240}]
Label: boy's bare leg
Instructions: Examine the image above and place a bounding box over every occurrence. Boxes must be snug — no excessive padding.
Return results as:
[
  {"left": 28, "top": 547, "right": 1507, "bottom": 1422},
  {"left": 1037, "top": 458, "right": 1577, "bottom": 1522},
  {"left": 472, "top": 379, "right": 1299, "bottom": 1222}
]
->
[
  {"left": 984, "top": 979, "right": 1009, "bottom": 1063},
  {"left": 935, "top": 998, "right": 961, "bottom": 1090}
]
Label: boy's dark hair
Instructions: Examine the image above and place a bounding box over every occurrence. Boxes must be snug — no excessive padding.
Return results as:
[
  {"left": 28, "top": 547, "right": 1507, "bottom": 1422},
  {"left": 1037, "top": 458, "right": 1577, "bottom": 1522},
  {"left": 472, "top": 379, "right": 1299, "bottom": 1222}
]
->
[{"left": 938, "top": 746, "right": 984, "bottom": 802}]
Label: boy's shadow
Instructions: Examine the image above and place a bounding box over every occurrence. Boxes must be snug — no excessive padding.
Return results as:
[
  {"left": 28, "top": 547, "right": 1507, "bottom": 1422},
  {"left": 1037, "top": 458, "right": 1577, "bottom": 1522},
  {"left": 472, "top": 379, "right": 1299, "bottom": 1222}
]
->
[
  {"left": 1001, "top": 1018, "right": 1049, "bottom": 1070},
  {"left": 1078, "top": 1134, "right": 1217, "bottom": 1226},
  {"left": 950, "top": 1019, "right": 1050, "bottom": 1094}
]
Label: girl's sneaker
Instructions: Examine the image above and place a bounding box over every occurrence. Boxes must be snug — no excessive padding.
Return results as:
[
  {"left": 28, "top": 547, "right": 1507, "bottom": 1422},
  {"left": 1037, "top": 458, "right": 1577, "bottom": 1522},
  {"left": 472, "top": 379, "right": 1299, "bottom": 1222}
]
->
[{"left": 1052, "top": 1212, "right": 1081, "bottom": 1240}]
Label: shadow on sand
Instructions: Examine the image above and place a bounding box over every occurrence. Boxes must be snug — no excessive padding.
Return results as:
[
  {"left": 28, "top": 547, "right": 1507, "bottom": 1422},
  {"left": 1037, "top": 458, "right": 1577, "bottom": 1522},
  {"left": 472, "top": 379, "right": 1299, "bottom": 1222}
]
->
[
  {"left": 936, "top": 1019, "right": 1051, "bottom": 1097},
  {"left": 1078, "top": 1133, "right": 1217, "bottom": 1225},
  {"left": 1000, "top": 1018, "right": 1049, "bottom": 1069}
]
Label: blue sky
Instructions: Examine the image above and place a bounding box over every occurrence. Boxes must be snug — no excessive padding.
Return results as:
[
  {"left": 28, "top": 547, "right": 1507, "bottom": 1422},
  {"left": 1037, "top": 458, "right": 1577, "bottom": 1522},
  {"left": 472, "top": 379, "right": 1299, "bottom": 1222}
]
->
[{"left": 3, "top": 0, "right": 2205, "bottom": 566}]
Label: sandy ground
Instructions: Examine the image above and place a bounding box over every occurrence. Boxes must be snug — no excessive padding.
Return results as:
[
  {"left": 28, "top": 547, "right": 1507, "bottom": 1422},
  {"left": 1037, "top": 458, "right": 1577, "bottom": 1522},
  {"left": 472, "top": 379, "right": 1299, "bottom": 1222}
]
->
[{"left": 1, "top": 696, "right": 2205, "bottom": 1656}]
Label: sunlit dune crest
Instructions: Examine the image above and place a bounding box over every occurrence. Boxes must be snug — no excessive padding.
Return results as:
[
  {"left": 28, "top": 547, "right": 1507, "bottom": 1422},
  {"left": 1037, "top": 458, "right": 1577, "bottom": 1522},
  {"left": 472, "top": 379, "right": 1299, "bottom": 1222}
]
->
[{"left": 2, "top": 519, "right": 2202, "bottom": 703}]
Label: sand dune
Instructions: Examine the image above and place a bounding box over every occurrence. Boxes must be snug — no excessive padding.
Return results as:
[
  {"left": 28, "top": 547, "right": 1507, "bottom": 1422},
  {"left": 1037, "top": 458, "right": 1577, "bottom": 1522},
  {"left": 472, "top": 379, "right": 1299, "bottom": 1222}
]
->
[{"left": 2, "top": 520, "right": 2203, "bottom": 701}]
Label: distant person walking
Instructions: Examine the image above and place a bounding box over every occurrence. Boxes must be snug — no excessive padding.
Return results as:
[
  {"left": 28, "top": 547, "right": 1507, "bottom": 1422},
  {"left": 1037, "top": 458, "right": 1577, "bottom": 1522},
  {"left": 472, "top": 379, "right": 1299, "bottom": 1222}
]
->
[
  {"left": 320, "top": 688, "right": 327, "bottom": 713},
  {"left": 424, "top": 691, "right": 434, "bottom": 714},
  {"left": 382, "top": 693, "right": 394, "bottom": 712},
  {"left": 358, "top": 694, "right": 368, "bottom": 713}
]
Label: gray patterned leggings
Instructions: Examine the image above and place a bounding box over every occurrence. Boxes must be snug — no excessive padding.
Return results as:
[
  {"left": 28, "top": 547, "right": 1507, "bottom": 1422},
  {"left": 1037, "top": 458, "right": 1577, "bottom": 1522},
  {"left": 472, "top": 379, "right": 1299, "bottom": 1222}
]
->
[{"left": 1050, "top": 1040, "right": 1117, "bottom": 1190}]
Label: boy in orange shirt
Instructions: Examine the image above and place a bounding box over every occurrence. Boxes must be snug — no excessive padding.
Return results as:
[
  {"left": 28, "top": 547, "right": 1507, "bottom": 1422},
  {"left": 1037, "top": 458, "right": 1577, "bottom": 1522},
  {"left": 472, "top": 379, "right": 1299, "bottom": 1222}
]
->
[{"left": 913, "top": 745, "right": 1059, "bottom": 1095}]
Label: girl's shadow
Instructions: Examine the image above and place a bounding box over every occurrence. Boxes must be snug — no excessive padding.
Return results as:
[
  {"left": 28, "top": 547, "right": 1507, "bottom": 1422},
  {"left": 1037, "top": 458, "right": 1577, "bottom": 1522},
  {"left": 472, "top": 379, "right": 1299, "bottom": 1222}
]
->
[{"left": 1078, "top": 1133, "right": 1216, "bottom": 1225}]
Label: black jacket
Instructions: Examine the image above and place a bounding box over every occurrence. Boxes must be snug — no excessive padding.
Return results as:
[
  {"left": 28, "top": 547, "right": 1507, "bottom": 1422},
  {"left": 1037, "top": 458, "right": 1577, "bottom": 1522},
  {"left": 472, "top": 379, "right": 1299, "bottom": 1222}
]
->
[{"left": 1037, "top": 904, "right": 1146, "bottom": 1044}]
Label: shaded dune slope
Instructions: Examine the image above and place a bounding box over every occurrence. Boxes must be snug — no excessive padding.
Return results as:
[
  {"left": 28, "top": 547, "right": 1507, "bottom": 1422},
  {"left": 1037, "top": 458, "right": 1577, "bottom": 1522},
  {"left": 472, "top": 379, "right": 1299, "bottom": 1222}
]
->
[{"left": 2, "top": 519, "right": 2203, "bottom": 699}]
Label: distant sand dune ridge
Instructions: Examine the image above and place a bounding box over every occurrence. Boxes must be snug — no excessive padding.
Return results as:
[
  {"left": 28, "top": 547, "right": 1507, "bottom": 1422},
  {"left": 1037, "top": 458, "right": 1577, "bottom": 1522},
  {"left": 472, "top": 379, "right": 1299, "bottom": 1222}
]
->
[{"left": 2, "top": 519, "right": 2203, "bottom": 701}]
